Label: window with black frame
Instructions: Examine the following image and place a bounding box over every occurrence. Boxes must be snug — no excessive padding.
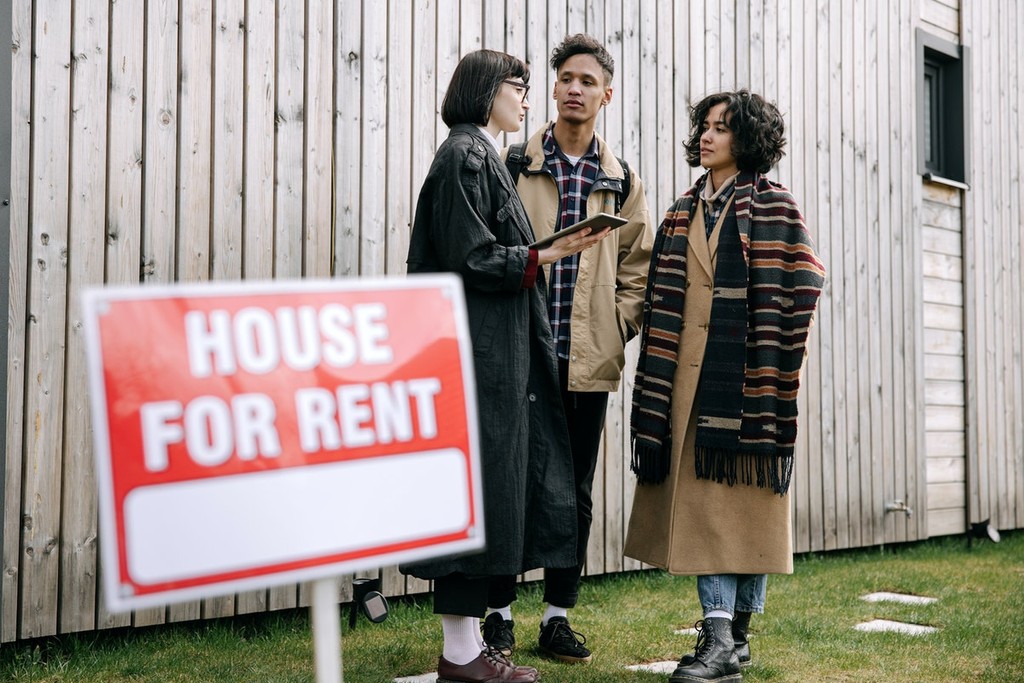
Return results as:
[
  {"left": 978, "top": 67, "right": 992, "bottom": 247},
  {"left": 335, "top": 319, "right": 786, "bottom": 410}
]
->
[{"left": 916, "top": 29, "right": 969, "bottom": 186}]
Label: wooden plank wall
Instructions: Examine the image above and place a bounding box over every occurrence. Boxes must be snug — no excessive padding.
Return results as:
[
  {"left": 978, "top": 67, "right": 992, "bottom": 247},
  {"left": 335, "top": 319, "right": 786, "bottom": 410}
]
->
[
  {"left": 3, "top": 0, "right": 1021, "bottom": 642},
  {"left": 4, "top": 0, "right": 33, "bottom": 642},
  {"left": 922, "top": 182, "right": 967, "bottom": 536},
  {"left": 962, "top": 0, "right": 1024, "bottom": 533},
  {"left": 0, "top": 1, "right": 11, "bottom": 650},
  {"left": 921, "top": 0, "right": 959, "bottom": 44},
  {"left": 920, "top": 0, "right": 967, "bottom": 539}
]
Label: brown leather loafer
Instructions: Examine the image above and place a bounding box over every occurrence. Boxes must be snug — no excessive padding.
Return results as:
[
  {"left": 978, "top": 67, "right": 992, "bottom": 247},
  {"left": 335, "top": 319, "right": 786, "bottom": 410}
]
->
[{"left": 436, "top": 648, "right": 540, "bottom": 682}]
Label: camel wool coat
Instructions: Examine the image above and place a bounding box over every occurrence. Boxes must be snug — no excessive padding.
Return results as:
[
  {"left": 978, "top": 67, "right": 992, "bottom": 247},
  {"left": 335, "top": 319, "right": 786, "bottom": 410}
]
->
[{"left": 623, "top": 197, "right": 793, "bottom": 576}]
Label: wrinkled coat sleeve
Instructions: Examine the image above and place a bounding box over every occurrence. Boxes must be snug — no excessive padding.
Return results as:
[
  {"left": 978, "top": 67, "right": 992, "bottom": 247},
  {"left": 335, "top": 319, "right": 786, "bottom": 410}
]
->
[{"left": 614, "top": 169, "right": 655, "bottom": 340}]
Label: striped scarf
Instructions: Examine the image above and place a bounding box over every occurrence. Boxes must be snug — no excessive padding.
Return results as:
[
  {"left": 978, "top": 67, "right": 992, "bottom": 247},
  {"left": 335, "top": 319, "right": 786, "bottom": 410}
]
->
[{"left": 630, "top": 171, "right": 825, "bottom": 494}]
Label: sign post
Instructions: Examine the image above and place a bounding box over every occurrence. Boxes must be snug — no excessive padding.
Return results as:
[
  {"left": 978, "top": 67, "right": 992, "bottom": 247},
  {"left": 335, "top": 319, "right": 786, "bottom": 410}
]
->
[
  {"left": 311, "top": 577, "right": 343, "bottom": 683},
  {"left": 83, "top": 276, "right": 482, "bottom": 681}
]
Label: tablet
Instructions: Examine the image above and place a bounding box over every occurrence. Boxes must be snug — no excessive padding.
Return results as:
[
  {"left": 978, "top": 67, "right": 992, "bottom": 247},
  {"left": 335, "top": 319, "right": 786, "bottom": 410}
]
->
[{"left": 528, "top": 212, "right": 628, "bottom": 249}]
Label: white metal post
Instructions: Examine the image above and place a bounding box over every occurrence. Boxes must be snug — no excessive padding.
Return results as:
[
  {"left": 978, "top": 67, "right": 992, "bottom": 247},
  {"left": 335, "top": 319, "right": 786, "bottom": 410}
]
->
[{"left": 311, "top": 578, "right": 343, "bottom": 683}]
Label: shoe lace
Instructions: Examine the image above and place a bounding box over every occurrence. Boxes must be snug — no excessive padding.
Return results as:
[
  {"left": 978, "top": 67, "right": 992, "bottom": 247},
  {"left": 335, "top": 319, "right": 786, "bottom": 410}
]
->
[
  {"left": 482, "top": 646, "right": 518, "bottom": 669},
  {"left": 691, "top": 620, "right": 713, "bottom": 661},
  {"left": 550, "top": 619, "right": 588, "bottom": 649}
]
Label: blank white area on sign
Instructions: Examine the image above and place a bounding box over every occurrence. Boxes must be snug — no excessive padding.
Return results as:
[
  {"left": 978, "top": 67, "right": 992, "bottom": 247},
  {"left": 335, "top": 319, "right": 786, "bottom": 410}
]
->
[
  {"left": 394, "top": 674, "right": 437, "bottom": 683},
  {"left": 125, "top": 449, "right": 470, "bottom": 585},
  {"left": 854, "top": 619, "right": 938, "bottom": 635},
  {"left": 860, "top": 591, "right": 938, "bottom": 605}
]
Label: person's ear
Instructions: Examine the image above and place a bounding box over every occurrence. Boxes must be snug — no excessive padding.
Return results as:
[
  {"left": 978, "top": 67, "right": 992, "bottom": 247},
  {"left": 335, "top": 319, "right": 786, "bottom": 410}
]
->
[{"left": 602, "top": 86, "right": 613, "bottom": 107}]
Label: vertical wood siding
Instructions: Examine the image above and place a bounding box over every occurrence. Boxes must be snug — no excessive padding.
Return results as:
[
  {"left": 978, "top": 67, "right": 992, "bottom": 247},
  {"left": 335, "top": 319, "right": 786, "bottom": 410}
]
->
[
  {"left": 20, "top": 0, "right": 73, "bottom": 640},
  {"left": 3, "top": 0, "right": 1022, "bottom": 641},
  {"left": 962, "top": 0, "right": 1024, "bottom": 534},
  {"left": 58, "top": 0, "right": 108, "bottom": 636},
  {"left": 3, "top": 0, "right": 31, "bottom": 644}
]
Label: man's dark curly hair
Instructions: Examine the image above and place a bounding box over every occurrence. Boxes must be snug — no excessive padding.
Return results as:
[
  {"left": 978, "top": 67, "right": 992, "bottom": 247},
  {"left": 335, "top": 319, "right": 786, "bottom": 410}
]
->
[
  {"left": 550, "top": 33, "right": 614, "bottom": 84},
  {"left": 683, "top": 90, "right": 786, "bottom": 173}
]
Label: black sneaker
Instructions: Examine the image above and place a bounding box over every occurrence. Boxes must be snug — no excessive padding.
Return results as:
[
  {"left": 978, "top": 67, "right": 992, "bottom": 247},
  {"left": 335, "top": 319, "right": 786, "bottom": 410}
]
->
[
  {"left": 538, "top": 616, "right": 592, "bottom": 663},
  {"left": 481, "top": 612, "right": 516, "bottom": 657}
]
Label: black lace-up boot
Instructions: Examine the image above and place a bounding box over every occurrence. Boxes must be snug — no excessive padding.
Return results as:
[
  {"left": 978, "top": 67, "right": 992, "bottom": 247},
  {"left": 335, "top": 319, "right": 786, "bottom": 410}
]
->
[
  {"left": 731, "top": 611, "right": 752, "bottom": 668},
  {"left": 669, "top": 617, "right": 742, "bottom": 682},
  {"left": 678, "top": 613, "right": 753, "bottom": 670}
]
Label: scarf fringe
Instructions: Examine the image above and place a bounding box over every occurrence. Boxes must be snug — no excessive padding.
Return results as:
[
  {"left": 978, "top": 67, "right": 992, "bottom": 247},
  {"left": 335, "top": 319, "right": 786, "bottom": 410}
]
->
[
  {"left": 695, "top": 447, "right": 794, "bottom": 495},
  {"left": 630, "top": 437, "right": 671, "bottom": 485}
]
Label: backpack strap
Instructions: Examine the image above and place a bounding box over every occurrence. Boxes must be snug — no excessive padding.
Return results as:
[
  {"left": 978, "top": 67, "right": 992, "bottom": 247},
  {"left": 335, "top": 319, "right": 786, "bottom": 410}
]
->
[
  {"left": 504, "top": 141, "right": 531, "bottom": 186},
  {"left": 616, "top": 156, "right": 632, "bottom": 214},
  {"left": 507, "top": 142, "right": 633, "bottom": 215}
]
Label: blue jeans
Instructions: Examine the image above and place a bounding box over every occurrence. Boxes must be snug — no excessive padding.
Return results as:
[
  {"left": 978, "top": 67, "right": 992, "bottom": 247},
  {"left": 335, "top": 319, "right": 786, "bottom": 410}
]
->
[{"left": 697, "top": 574, "right": 767, "bottom": 615}]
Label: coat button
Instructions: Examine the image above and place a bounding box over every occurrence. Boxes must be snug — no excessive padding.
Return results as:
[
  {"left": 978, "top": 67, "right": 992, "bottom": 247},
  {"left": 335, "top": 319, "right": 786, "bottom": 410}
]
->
[
  {"left": 602, "top": 180, "right": 609, "bottom": 187},
  {"left": 570, "top": 354, "right": 577, "bottom": 361},
  {"left": 528, "top": 393, "right": 537, "bottom": 402},
  {"left": 570, "top": 380, "right": 577, "bottom": 387}
]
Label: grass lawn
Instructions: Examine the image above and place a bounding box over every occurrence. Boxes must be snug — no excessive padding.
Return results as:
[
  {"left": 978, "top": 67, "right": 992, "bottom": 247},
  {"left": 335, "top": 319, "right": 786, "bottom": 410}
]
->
[{"left": 1, "top": 531, "right": 1021, "bottom": 682}]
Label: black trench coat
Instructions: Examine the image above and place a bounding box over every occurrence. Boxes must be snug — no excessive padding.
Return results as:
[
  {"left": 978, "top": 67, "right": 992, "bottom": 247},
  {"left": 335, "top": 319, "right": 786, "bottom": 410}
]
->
[{"left": 401, "top": 124, "right": 578, "bottom": 579}]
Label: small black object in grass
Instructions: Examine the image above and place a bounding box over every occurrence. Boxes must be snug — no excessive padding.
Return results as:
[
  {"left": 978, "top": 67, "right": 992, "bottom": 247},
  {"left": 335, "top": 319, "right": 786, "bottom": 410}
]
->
[
  {"left": 348, "top": 577, "right": 389, "bottom": 629},
  {"left": 966, "top": 519, "right": 1001, "bottom": 549}
]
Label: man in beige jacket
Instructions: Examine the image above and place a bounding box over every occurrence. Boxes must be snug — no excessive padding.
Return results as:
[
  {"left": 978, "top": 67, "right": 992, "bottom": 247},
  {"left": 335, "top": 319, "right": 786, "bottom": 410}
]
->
[{"left": 482, "top": 33, "right": 653, "bottom": 665}]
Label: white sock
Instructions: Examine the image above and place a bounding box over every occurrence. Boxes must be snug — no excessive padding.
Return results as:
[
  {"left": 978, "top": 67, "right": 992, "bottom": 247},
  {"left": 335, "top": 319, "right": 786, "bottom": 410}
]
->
[
  {"left": 487, "top": 605, "right": 513, "bottom": 621},
  {"left": 473, "top": 618, "right": 486, "bottom": 651},
  {"left": 705, "top": 609, "right": 733, "bottom": 620},
  {"left": 441, "top": 615, "right": 483, "bottom": 665},
  {"left": 541, "top": 604, "right": 568, "bottom": 626}
]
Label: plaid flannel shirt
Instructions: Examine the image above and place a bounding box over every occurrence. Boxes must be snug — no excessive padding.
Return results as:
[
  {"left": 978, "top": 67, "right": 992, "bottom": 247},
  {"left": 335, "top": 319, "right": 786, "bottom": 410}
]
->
[{"left": 543, "top": 125, "right": 602, "bottom": 359}]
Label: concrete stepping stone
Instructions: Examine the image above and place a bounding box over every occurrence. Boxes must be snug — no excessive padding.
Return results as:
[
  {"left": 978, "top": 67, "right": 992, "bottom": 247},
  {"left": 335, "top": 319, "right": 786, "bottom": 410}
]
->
[
  {"left": 854, "top": 618, "right": 938, "bottom": 635},
  {"left": 629, "top": 625, "right": 697, "bottom": 674},
  {"left": 861, "top": 591, "right": 937, "bottom": 605},
  {"left": 394, "top": 673, "right": 437, "bottom": 683},
  {"left": 626, "top": 660, "right": 679, "bottom": 673}
]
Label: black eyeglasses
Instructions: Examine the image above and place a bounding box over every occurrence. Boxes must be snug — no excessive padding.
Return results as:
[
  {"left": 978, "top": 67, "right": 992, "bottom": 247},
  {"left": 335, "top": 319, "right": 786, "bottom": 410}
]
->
[{"left": 502, "top": 79, "right": 530, "bottom": 102}]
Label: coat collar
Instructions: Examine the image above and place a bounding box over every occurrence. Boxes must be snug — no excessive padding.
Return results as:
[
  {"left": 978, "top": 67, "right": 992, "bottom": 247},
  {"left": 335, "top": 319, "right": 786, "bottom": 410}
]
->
[
  {"left": 681, "top": 170, "right": 755, "bottom": 279},
  {"left": 522, "top": 122, "right": 626, "bottom": 180},
  {"left": 449, "top": 122, "right": 499, "bottom": 152}
]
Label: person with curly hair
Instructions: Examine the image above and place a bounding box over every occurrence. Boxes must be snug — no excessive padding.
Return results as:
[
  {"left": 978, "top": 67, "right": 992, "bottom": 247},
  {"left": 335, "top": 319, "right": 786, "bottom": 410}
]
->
[
  {"left": 624, "top": 90, "right": 825, "bottom": 683},
  {"left": 480, "top": 33, "right": 653, "bottom": 666}
]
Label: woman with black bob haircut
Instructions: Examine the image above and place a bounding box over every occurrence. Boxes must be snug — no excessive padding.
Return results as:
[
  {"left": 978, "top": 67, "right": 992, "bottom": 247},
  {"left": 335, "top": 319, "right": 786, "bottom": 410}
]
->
[
  {"left": 440, "top": 49, "right": 529, "bottom": 127},
  {"left": 403, "top": 49, "right": 610, "bottom": 683},
  {"left": 624, "top": 90, "right": 825, "bottom": 683}
]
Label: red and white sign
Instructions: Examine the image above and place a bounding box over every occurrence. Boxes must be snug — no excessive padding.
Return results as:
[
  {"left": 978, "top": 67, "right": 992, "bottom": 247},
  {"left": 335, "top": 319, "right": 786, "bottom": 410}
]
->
[{"left": 83, "top": 276, "right": 482, "bottom": 612}]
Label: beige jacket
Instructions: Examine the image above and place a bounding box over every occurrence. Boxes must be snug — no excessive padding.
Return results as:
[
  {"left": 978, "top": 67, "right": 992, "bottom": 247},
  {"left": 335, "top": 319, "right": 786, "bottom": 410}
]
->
[{"left": 505, "top": 124, "right": 653, "bottom": 392}]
